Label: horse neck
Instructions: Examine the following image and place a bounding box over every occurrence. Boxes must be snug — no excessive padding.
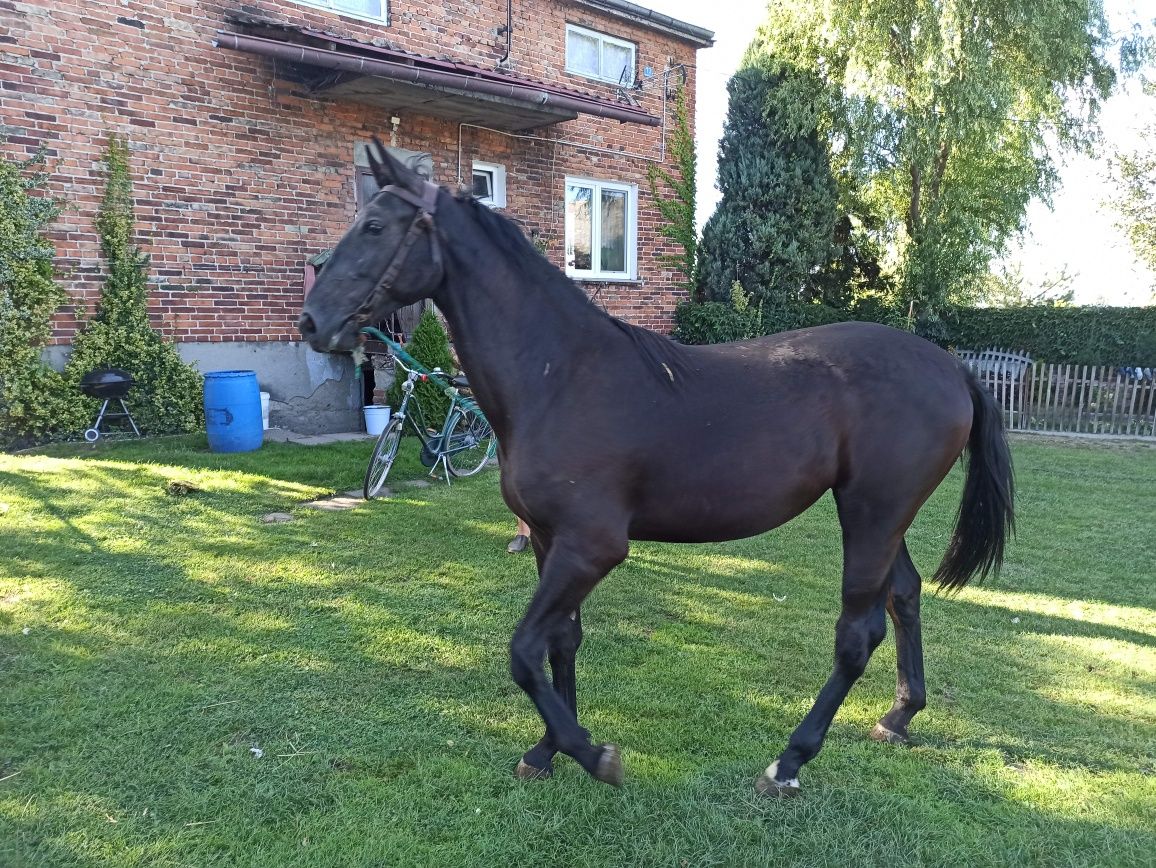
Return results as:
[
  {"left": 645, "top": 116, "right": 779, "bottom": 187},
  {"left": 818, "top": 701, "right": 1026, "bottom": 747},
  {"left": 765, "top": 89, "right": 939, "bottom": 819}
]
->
[{"left": 430, "top": 207, "right": 614, "bottom": 434}]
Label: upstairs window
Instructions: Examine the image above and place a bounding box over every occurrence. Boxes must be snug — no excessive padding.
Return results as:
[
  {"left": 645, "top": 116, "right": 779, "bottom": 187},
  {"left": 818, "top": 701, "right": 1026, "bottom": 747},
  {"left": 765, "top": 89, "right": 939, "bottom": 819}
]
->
[
  {"left": 565, "top": 177, "right": 636, "bottom": 280},
  {"left": 290, "top": 0, "right": 388, "bottom": 24},
  {"left": 565, "top": 24, "right": 635, "bottom": 85}
]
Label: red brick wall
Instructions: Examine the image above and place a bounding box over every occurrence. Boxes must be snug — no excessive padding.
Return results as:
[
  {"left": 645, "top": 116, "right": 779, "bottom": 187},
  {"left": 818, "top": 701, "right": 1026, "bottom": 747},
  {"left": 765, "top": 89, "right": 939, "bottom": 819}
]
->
[{"left": 0, "top": 0, "right": 703, "bottom": 343}]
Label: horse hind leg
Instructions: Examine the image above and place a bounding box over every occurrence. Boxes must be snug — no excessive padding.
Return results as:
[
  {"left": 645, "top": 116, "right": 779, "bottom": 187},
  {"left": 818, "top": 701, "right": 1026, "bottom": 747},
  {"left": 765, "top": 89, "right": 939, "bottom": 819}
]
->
[
  {"left": 872, "top": 541, "right": 927, "bottom": 745},
  {"left": 758, "top": 501, "right": 902, "bottom": 797}
]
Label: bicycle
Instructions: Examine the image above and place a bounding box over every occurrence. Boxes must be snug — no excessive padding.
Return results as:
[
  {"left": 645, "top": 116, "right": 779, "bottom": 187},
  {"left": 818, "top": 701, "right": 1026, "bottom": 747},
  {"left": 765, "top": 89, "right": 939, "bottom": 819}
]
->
[{"left": 360, "top": 326, "right": 497, "bottom": 499}]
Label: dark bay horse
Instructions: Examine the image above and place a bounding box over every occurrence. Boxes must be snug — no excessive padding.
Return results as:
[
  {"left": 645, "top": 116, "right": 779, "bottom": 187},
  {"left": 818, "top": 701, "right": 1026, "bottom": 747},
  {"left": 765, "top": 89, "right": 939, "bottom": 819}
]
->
[{"left": 298, "top": 142, "right": 1014, "bottom": 796}]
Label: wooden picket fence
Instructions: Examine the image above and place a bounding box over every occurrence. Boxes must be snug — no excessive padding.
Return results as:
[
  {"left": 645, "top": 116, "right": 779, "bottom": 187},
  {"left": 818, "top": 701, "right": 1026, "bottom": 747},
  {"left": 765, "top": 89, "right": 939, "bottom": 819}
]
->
[{"left": 956, "top": 348, "right": 1156, "bottom": 439}]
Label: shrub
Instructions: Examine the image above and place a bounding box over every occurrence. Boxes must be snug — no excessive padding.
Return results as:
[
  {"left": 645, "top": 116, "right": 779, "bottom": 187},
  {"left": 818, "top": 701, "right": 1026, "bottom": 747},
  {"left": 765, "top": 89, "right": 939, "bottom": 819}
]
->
[
  {"left": 386, "top": 308, "right": 456, "bottom": 425},
  {"left": 942, "top": 305, "right": 1156, "bottom": 365},
  {"left": 64, "top": 135, "right": 203, "bottom": 435},
  {"left": 0, "top": 147, "right": 86, "bottom": 448},
  {"left": 673, "top": 282, "right": 851, "bottom": 346}
]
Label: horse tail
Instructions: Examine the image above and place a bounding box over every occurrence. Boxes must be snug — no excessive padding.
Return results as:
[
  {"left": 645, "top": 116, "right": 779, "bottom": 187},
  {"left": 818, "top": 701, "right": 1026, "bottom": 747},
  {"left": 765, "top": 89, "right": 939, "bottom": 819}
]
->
[{"left": 933, "top": 369, "right": 1015, "bottom": 591}]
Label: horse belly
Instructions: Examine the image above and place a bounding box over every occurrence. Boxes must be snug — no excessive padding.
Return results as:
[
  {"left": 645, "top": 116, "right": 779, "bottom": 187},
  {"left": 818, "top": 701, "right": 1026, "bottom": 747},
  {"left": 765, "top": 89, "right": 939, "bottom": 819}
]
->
[{"left": 627, "top": 474, "right": 830, "bottom": 544}]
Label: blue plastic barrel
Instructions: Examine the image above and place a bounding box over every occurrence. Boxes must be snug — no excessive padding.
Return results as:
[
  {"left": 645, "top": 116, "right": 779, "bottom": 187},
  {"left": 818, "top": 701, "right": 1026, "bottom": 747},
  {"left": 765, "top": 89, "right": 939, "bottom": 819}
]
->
[{"left": 203, "top": 370, "right": 263, "bottom": 453}]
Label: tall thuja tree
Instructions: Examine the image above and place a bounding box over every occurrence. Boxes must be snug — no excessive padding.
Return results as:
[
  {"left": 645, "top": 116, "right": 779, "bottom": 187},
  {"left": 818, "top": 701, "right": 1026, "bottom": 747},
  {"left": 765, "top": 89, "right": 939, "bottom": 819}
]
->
[
  {"left": 697, "top": 63, "right": 841, "bottom": 308},
  {"left": 751, "top": 0, "right": 1117, "bottom": 318},
  {"left": 65, "top": 135, "right": 202, "bottom": 434},
  {"left": 646, "top": 83, "right": 698, "bottom": 298},
  {"left": 0, "top": 148, "right": 85, "bottom": 445}
]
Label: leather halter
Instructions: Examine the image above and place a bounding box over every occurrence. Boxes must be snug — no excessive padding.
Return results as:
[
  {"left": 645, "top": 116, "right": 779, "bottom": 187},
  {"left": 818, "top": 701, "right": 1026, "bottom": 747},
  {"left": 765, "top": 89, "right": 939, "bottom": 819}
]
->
[{"left": 353, "top": 180, "right": 442, "bottom": 324}]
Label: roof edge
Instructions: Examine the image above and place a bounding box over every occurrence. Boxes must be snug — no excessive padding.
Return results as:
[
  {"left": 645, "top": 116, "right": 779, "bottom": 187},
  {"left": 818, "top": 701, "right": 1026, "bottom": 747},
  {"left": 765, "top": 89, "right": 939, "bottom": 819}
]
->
[{"left": 569, "top": 0, "right": 714, "bottom": 47}]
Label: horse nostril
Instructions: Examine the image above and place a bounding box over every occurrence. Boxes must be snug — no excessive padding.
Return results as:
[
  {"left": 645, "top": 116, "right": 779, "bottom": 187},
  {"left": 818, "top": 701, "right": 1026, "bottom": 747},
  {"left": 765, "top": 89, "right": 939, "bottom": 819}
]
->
[{"left": 298, "top": 312, "right": 317, "bottom": 339}]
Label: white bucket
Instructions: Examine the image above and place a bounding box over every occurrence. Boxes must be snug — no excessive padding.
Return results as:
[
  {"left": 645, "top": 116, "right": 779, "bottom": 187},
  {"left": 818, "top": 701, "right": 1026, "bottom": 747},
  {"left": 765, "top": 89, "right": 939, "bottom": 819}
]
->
[
  {"left": 259, "top": 391, "right": 270, "bottom": 431},
  {"left": 363, "top": 404, "right": 391, "bottom": 436}
]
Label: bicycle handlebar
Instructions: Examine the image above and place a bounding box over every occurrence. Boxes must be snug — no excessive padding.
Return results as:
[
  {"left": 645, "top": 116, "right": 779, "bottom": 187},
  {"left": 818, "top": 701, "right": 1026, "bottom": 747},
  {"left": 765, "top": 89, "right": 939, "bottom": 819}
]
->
[{"left": 361, "top": 327, "right": 466, "bottom": 402}]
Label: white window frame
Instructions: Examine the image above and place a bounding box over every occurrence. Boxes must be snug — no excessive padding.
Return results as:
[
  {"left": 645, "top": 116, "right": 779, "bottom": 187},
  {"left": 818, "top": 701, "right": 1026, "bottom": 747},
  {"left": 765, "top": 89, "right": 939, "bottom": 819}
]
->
[
  {"left": 565, "top": 24, "right": 636, "bottom": 85},
  {"left": 471, "top": 161, "right": 507, "bottom": 208},
  {"left": 564, "top": 176, "right": 637, "bottom": 281},
  {"left": 288, "top": 0, "right": 389, "bottom": 26}
]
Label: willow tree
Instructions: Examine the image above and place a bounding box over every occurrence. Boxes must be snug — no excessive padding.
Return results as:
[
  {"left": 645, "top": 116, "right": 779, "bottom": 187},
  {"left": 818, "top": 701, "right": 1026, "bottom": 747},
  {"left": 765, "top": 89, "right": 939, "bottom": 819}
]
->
[
  {"left": 1111, "top": 84, "right": 1156, "bottom": 283},
  {"left": 750, "top": 0, "right": 1116, "bottom": 315}
]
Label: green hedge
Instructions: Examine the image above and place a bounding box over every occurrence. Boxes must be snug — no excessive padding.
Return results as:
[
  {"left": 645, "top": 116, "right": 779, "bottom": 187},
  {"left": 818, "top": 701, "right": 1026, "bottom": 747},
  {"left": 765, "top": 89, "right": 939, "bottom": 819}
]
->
[
  {"left": 673, "top": 300, "right": 850, "bottom": 345},
  {"left": 943, "top": 306, "right": 1156, "bottom": 366},
  {"left": 674, "top": 299, "right": 1156, "bottom": 366}
]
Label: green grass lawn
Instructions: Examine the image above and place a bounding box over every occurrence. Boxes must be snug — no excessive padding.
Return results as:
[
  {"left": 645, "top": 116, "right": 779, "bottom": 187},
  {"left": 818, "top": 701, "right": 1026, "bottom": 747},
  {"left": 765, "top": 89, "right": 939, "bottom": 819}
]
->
[{"left": 1, "top": 435, "right": 1153, "bottom": 867}]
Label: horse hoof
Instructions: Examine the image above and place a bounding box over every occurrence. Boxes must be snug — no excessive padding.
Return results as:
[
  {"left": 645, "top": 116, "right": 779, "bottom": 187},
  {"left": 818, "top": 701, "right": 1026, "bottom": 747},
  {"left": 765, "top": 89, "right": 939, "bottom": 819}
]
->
[
  {"left": 870, "top": 723, "right": 909, "bottom": 745},
  {"left": 593, "top": 744, "right": 624, "bottom": 787},
  {"left": 514, "top": 759, "right": 552, "bottom": 780},
  {"left": 755, "top": 761, "right": 801, "bottom": 798}
]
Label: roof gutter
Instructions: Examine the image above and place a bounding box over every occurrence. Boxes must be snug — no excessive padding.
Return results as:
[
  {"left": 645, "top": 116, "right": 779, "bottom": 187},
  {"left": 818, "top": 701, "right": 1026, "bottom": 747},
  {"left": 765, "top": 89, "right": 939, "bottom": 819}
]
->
[
  {"left": 570, "top": 0, "right": 714, "bottom": 47},
  {"left": 213, "top": 31, "right": 660, "bottom": 127}
]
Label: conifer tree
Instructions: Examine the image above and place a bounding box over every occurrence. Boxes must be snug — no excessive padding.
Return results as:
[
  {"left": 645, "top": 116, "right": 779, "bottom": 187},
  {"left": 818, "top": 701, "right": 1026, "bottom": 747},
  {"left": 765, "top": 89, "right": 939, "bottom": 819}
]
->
[
  {"left": 697, "top": 64, "right": 841, "bottom": 308},
  {"left": 647, "top": 84, "right": 698, "bottom": 298},
  {"left": 386, "top": 308, "right": 456, "bottom": 426},
  {"left": 65, "top": 135, "right": 203, "bottom": 435}
]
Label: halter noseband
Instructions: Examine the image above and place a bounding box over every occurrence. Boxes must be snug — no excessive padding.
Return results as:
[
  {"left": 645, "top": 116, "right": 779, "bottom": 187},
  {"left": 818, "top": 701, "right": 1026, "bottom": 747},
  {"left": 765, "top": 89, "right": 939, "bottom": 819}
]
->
[{"left": 354, "top": 180, "right": 442, "bottom": 324}]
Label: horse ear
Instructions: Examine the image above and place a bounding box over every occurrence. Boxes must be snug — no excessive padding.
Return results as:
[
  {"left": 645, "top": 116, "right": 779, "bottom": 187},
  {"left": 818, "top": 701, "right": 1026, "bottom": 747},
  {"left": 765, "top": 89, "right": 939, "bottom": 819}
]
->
[
  {"left": 368, "top": 136, "right": 424, "bottom": 194},
  {"left": 366, "top": 136, "right": 397, "bottom": 188}
]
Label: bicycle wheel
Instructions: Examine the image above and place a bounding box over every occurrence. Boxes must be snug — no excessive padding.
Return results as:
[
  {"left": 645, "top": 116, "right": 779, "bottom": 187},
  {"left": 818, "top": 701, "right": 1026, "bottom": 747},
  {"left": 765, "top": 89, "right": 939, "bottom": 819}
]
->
[
  {"left": 443, "top": 407, "right": 496, "bottom": 477},
  {"left": 363, "top": 416, "right": 403, "bottom": 499}
]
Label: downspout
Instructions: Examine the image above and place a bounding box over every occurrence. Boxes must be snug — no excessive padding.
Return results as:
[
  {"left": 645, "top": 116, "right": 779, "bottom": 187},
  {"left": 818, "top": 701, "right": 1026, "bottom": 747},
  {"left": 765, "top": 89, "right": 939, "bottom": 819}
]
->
[{"left": 497, "top": 0, "right": 513, "bottom": 68}]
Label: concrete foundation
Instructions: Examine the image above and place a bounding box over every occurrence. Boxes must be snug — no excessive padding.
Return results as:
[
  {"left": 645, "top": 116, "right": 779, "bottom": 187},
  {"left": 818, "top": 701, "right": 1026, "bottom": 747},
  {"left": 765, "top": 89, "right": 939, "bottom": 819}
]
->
[{"left": 45, "top": 340, "right": 364, "bottom": 435}]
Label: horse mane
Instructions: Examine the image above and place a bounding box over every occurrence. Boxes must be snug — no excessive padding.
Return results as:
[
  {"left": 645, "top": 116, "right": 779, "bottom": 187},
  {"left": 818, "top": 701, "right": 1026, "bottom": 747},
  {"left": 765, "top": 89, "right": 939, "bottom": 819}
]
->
[{"left": 454, "top": 193, "right": 690, "bottom": 391}]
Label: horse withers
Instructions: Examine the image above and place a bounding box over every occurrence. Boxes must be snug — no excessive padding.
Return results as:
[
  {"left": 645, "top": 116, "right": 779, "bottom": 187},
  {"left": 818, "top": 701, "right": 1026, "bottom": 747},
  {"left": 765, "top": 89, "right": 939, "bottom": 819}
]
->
[{"left": 298, "top": 141, "right": 1014, "bottom": 796}]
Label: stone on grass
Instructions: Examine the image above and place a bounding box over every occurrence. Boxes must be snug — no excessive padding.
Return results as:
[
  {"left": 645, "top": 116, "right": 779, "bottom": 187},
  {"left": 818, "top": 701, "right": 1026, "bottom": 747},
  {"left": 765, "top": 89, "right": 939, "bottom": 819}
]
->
[{"left": 305, "top": 495, "right": 361, "bottom": 511}]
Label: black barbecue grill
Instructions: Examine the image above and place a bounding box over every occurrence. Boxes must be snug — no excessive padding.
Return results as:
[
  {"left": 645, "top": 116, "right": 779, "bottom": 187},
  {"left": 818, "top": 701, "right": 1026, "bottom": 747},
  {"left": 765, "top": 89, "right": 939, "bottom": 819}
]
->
[{"left": 80, "top": 368, "right": 141, "bottom": 441}]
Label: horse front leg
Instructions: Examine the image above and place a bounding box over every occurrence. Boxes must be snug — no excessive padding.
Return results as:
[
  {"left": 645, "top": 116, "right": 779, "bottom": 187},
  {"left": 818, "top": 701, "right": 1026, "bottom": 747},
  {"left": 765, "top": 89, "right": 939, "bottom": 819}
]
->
[
  {"left": 516, "top": 608, "right": 586, "bottom": 779},
  {"left": 509, "top": 535, "right": 627, "bottom": 786}
]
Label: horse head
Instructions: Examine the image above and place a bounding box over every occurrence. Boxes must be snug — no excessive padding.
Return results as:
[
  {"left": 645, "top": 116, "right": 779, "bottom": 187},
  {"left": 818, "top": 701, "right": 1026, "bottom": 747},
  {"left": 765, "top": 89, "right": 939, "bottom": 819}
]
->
[{"left": 299, "top": 138, "right": 445, "bottom": 353}]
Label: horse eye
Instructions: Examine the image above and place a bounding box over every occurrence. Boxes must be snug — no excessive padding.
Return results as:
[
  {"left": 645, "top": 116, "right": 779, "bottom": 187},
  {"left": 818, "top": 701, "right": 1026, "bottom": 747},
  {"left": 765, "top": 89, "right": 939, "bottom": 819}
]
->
[{"left": 365, "top": 220, "right": 385, "bottom": 234}]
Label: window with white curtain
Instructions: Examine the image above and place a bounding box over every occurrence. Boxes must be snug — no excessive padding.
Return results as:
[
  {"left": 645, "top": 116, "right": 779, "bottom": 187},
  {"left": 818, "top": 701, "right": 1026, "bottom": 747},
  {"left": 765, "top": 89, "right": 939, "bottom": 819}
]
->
[
  {"left": 565, "top": 24, "right": 636, "bottom": 85},
  {"left": 564, "top": 177, "right": 636, "bottom": 280},
  {"left": 289, "top": 0, "right": 387, "bottom": 24}
]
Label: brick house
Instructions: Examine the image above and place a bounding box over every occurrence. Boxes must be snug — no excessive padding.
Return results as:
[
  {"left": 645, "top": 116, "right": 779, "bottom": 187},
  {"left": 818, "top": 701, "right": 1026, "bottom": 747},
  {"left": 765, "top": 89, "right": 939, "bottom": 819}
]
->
[{"left": 1, "top": 0, "right": 712, "bottom": 432}]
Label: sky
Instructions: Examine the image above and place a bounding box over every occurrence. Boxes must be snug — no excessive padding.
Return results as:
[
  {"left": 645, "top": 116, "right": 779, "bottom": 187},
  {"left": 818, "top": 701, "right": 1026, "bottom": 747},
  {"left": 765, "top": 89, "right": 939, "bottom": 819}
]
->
[{"left": 643, "top": 0, "right": 1155, "bottom": 306}]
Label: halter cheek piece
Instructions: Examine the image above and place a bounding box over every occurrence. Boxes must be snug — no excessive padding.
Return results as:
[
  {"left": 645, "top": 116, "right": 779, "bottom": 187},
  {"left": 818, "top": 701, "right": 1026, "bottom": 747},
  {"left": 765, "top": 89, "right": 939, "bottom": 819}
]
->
[{"left": 354, "top": 179, "right": 442, "bottom": 324}]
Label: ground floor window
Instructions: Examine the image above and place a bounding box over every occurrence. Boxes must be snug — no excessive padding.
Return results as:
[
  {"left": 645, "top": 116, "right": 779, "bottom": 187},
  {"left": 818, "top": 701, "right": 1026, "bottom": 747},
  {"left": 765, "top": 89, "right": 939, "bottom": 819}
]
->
[
  {"left": 564, "top": 177, "right": 636, "bottom": 280},
  {"left": 472, "top": 161, "right": 507, "bottom": 208}
]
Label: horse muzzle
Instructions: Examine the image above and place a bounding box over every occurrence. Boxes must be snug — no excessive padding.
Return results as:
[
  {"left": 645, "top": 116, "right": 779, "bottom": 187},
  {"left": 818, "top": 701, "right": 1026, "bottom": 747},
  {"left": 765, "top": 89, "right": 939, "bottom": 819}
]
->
[{"left": 297, "top": 310, "right": 361, "bottom": 354}]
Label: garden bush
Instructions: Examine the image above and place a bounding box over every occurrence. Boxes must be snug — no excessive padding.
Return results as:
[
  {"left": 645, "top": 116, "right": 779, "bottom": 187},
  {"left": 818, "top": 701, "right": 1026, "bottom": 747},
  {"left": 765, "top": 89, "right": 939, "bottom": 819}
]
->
[
  {"left": 673, "top": 282, "right": 852, "bottom": 345},
  {"left": 0, "top": 147, "right": 86, "bottom": 448}
]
